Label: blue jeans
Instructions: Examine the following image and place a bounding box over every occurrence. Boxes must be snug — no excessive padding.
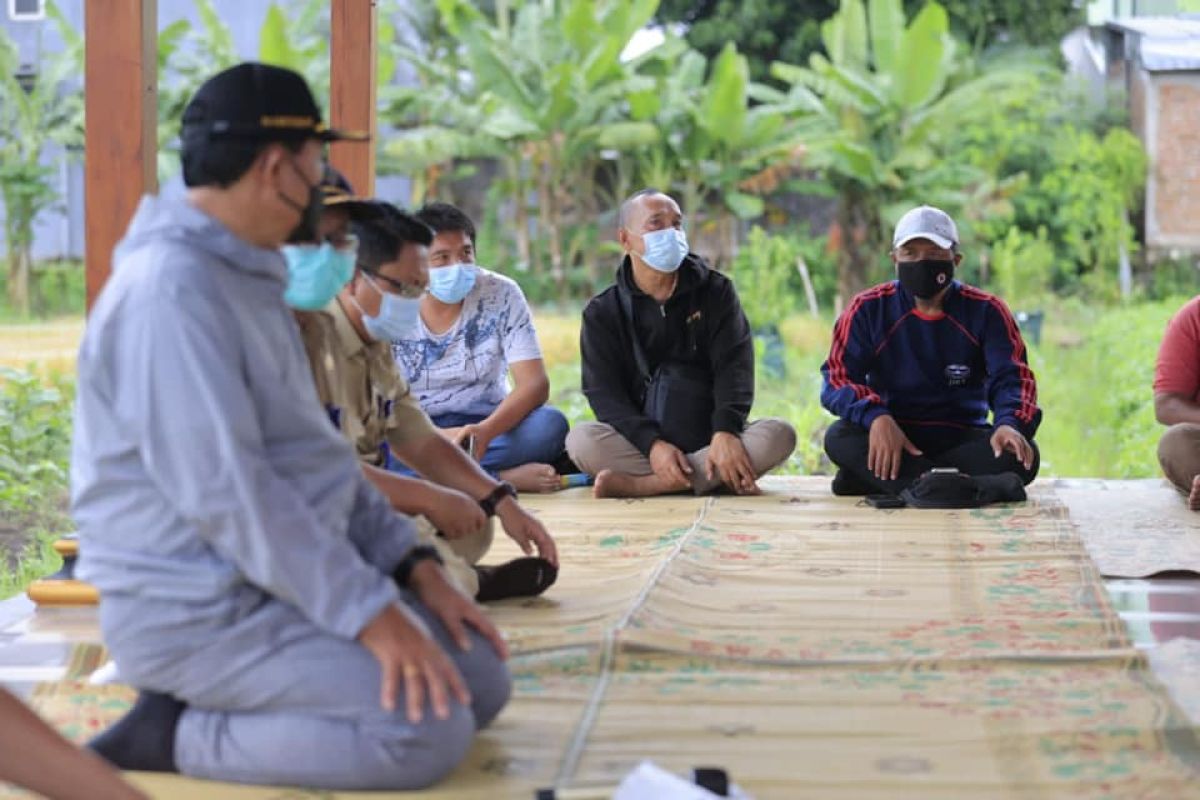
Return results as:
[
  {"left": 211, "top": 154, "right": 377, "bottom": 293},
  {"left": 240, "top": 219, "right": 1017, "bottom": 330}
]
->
[{"left": 393, "top": 405, "right": 569, "bottom": 476}]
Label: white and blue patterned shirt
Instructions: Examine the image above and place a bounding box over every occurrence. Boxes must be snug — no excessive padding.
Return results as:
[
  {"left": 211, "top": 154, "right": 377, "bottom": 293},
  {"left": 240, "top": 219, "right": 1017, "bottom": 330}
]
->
[{"left": 392, "top": 268, "right": 543, "bottom": 418}]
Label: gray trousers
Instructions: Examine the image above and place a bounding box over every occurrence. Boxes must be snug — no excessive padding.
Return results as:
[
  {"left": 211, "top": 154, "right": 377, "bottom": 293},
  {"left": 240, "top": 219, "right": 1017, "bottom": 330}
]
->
[
  {"left": 566, "top": 418, "right": 798, "bottom": 494},
  {"left": 100, "top": 587, "right": 510, "bottom": 790},
  {"left": 1159, "top": 423, "right": 1200, "bottom": 495}
]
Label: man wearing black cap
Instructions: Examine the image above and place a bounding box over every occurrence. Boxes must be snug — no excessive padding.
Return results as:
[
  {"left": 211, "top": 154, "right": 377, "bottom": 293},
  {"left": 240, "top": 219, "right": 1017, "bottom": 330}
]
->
[{"left": 71, "top": 63, "right": 511, "bottom": 790}]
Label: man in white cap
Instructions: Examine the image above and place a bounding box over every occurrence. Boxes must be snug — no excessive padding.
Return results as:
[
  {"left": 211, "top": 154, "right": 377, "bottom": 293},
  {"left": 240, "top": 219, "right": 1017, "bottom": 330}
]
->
[{"left": 819, "top": 205, "right": 1042, "bottom": 496}]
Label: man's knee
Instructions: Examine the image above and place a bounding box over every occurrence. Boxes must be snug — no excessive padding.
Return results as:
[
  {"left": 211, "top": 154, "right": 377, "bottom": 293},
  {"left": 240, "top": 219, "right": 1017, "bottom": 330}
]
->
[
  {"left": 1158, "top": 424, "right": 1200, "bottom": 489},
  {"left": 365, "top": 705, "right": 475, "bottom": 789},
  {"left": 565, "top": 422, "right": 614, "bottom": 472},
  {"left": 749, "top": 418, "right": 797, "bottom": 472},
  {"left": 823, "top": 419, "right": 865, "bottom": 467},
  {"left": 465, "top": 650, "right": 511, "bottom": 729},
  {"left": 537, "top": 405, "right": 570, "bottom": 442}
]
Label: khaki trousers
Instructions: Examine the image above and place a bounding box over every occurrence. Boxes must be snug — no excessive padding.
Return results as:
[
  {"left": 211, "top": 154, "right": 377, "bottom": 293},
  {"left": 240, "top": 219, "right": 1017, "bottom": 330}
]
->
[
  {"left": 414, "top": 516, "right": 494, "bottom": 597},
  {"left": 566, "top": 418, "right": 798, "bottom": 495},
  {"left": 1158, "top": 423, "right": 1200, "bottom": 496}
]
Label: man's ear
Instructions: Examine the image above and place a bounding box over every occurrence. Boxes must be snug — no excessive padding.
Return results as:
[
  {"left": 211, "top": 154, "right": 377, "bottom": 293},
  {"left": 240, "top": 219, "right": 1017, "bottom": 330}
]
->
[
  {"left": 889, "top": 249, "right": 899, "bottom": 267},
  {"left": 254, "top": 143, "right": 289, "bottom": 189},
  {"left": 954, "top": 252, "right": 963, "bottom": 267},
  {"left": 617, "top": 227, "right": 631, "bottom": 252}
]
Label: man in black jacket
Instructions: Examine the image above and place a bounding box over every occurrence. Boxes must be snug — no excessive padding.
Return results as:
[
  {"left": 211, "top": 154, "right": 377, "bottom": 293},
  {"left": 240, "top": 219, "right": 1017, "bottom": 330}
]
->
[{"left": 567, "top": 189, "right": 796, "bottom": 498}]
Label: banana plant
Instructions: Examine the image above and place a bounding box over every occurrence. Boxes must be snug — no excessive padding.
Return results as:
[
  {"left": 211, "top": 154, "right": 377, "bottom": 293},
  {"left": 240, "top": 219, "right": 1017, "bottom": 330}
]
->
[
  {"left": 628, "top": 38, "right": 806, "bottom": 264},
  {"left": 0, "top": 1, "right": 81, "bottom": 316},
  {"left": 761, "top": 0, "right": 1042, "bottom": 299},
  {"left": 384, "top": 0, "right": 663, "bottom": 299}
]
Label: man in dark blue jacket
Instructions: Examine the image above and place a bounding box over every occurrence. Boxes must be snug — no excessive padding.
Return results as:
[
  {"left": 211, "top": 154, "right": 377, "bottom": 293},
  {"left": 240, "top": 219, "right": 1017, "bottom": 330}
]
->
[{"left": 820, "top": 205, "right": 1042, "bottom": 496}]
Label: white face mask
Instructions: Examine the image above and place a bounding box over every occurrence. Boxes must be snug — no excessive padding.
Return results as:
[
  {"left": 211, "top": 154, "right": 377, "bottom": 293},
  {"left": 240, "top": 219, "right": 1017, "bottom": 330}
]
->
[
  {"left": 352, "top": 273, "right": 422, "bottom": 343},
  {"left": 638, "top": 227, "right": 689, "bottom": 273}
]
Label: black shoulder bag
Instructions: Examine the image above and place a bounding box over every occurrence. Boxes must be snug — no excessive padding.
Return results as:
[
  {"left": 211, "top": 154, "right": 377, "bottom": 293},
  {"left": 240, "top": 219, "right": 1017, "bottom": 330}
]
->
[{"left": 618, "top": 286, "right": 715, "bottom": 454}]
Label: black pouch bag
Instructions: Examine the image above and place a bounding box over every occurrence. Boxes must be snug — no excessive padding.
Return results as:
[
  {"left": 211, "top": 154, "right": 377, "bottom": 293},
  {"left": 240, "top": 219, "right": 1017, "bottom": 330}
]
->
[
  {"left": 899, "top": 468, "right": 1027, "bottom": 509},
  {"left": 619, "top": 287, "right": 715, "bottom": 454}
]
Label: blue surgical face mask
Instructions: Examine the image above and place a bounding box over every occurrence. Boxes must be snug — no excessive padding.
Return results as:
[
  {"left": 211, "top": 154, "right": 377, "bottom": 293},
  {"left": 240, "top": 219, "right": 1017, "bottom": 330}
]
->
[
  {"left": 428, "top": 263, "right": 478, "bottom": 304},
  {"left": 354, "top": 273, "right": 422, "bottom": 342},
  {"left": 639, "top": 227, "right": 688, "bottom": 273},
  {"left": 282, "top": 241, "right": 357, "bottom": 310}
]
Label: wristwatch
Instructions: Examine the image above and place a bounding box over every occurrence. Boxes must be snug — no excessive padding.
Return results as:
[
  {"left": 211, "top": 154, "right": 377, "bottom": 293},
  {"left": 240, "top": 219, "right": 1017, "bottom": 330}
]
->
[
  {"left": 393, "top": 545, "right": 444, "bottom": 587},
  {"left": 478, "top": 481, "right": 518, "bottom": 517}
]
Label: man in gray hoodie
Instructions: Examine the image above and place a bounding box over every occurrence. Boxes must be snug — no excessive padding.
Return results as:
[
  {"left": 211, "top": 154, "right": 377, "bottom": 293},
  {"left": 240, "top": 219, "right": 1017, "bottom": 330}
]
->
[{"left": 71, "top": 63, "right": 511, "bottom": 790}]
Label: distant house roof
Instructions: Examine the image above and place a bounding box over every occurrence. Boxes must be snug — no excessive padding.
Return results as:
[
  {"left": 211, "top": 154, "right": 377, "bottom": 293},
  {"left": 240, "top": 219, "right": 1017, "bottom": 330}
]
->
[{"left": 1107, "top": 16, "right": 1200, "bottom": 72}]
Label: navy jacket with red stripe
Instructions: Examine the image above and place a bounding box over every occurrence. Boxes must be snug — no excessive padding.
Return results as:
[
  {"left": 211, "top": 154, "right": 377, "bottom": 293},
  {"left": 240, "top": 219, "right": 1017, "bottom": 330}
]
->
[{"left": 820, "top": 280, "right": 1041, "bottom": 437}]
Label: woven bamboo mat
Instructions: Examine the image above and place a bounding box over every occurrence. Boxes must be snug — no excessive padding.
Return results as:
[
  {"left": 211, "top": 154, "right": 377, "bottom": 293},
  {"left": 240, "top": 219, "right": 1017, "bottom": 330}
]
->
[{"left": 8, "top": 479, "right": 1200, "bottom": 799}]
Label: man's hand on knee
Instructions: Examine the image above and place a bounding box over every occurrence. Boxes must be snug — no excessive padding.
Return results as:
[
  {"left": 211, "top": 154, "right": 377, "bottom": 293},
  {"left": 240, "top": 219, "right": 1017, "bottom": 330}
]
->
[
  {"left": 707, "top": 432, "right": 760, "bottom": 495},
  {"left": 358, "top": 603, "right": 470, "bottom": 724},
  {"left": 649, "top": 440, "right": 692, "bottom": 488},
  {"left": 868, "top": 415, "right": 922, "bottom": 481},
  {"left": 990, "top": 425, "right": 1034, "bottom": 471}
]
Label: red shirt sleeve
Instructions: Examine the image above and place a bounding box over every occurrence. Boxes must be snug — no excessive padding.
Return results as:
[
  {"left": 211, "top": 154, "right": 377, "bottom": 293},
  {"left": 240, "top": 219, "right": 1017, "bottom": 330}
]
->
[{"left": 1154, "top": 296, "right": 1200, "bottom": 400}]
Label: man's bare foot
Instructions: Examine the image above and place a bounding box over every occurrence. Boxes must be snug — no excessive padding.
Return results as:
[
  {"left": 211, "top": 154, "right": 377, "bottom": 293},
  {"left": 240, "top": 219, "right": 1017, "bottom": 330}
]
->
[
  {"left": 1189, "top": 475, "right": 1200, "bottom": 511},
  {"left": 593, "top": 469, "right": 691, "bottom": 498},
  {"left": 499, "top": 463, "right": 562, "bottom": 494}
]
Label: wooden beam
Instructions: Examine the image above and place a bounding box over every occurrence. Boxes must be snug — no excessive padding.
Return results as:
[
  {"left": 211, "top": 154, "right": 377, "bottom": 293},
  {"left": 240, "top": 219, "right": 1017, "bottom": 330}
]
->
[
  {"left": 329, "top": 0, "right": 378, "bottom": 196},
  {"left": 84, "top": 0, "right": 157, "bottom": 310}
]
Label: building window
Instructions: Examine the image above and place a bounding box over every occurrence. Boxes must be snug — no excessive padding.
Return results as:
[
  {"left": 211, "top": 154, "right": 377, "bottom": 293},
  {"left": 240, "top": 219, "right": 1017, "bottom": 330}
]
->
[{"left": 7, "top": 0, "right": 45, "bottom": 22}]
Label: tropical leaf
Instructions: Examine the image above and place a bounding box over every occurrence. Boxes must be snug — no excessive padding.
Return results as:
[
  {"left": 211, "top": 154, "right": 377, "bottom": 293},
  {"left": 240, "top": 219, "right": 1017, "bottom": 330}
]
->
[
  {"left": 700, "top": 42, "right": 748, "bottom": 146},
  {"left": 378, "top": 15, "right": 398, "bottom": 87},
  {"left": 259, "top": 3, "right": 299, "bottom": 70},
  {"left": 563, "top": 0, "right": 596, "bottom": 53},
  {"left": 583, "top": 120, "right": 661, "bottom": 149},
  {"left": 157, "top": 20, "right": 191, "bottom": 71},
  {"left": 867, "top": 0, "right": 903, "bottom": 76},
  {"left": 480, "top": 106, "right": 541, "bottom": 140},
  {"left": 724, "top": 191, "right": 765, "bottom": 220},
  {"left": 821, "top": 0, "right": 869, "bottom": 74},
  {"left": 895, "top": 1, "right": 949, "bottom": 109}
]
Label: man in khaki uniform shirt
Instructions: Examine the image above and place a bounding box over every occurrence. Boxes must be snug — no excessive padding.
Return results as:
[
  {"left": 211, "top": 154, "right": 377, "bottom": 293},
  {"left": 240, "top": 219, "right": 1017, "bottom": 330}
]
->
[{"left": 301, "top": 189, "right": 558, "bottom": 602}]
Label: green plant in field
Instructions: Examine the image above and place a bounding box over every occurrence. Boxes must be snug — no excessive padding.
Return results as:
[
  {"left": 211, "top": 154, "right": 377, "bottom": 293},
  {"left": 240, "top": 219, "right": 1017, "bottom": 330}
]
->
[
  {"left": 0, "top": 368, "right": 72, "bottom": 514},
  {"left": 989, "top": 226, "right": 1054, "bottom": 311},
  {"left": 0, "top": 367, "right": 73, "bottom": 597},
  {"left": 731, "top": 227, "right": 798, "bottom": 332}
]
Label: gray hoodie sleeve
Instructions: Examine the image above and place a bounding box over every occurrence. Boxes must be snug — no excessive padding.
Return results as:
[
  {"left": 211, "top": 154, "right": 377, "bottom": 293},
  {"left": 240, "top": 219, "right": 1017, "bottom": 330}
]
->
[{"left": 115, "top": 295, "right": 406, "bottom": 640}]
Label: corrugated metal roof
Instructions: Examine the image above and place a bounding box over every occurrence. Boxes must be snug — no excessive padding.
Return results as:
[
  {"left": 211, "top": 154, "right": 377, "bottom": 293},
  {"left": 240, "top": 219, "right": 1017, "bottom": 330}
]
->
[
  {"left": 1107, "top": 16, "right": 1200, "bottom": 38},
  {"left": 1107, "top": 16, "right": 1200, "bottom": 72},
  {"left": 1142, "top": 39, "right": 1200, "bottom": 71}
]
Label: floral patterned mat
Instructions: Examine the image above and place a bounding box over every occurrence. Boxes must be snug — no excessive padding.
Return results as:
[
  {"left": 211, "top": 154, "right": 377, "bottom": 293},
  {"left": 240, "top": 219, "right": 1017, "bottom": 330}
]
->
[{"left": 12, "top": 479, "right": 1200, "bottom": 798}]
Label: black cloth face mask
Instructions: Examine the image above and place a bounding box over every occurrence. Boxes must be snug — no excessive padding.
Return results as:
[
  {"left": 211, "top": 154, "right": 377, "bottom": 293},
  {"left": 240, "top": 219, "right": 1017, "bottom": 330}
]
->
[
  {"left": 281, "top": 159, "right": 323, "bottom": 245},
  {"left": 898, "top": 258, "right": 954, "bottom": 299}
]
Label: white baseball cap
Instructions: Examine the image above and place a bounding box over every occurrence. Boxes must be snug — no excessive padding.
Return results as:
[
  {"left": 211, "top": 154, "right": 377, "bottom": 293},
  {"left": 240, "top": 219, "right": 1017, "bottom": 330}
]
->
[{"left": 892, "top": 205, "right": 958, "bottom": 250}]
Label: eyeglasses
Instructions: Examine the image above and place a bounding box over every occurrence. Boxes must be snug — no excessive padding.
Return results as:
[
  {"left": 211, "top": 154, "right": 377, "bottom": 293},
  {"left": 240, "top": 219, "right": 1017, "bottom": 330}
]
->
[{"left": 361, "top": 268, "right": 426, "bottom": 299}]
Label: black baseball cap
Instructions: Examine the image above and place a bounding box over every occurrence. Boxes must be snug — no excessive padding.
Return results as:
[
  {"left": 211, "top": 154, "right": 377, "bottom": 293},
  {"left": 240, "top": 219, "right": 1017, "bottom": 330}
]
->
[
  {"left": 320, "top": 166, "right": 381, "bottom": 221},
  {"left": 182, "top": 62, "right": 369, "bottom": 144}
]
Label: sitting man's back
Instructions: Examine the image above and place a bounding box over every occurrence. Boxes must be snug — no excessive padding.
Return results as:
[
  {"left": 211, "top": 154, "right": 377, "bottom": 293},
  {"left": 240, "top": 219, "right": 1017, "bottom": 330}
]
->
[{"left": 73, "top": 63, "right": 510, "bottom": 791}]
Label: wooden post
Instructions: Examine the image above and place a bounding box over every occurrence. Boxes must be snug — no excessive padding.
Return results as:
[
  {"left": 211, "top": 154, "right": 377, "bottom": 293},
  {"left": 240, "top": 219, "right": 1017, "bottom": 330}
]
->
[
  {"left": 84, "top": 0, "right": 157, "bottom": 310},
  {"left": 330, "top": 0, "right": 378, "bottom": 196}
]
